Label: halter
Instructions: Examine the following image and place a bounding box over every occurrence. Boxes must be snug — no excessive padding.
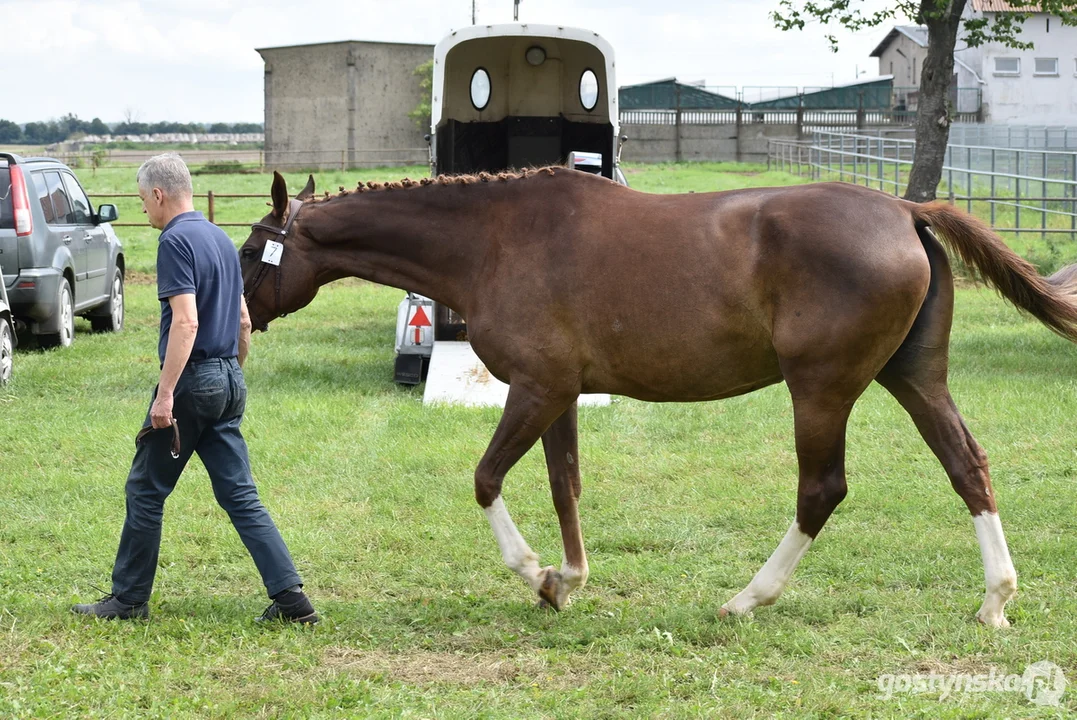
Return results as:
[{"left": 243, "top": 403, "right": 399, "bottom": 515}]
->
[{"left": 244, "top": 198, "right": 304, "bottom": 331}]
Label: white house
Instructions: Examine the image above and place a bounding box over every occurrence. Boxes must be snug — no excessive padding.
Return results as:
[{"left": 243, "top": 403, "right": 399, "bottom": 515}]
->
[
  {"left": 872, "top": 2, "right": 1077, "bottom": 124},
  {"left": 954, "top": 0, "right": 1077, "bottom": 124}
]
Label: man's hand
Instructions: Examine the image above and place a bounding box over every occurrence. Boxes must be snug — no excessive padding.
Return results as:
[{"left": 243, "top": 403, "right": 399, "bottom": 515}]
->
[{"left": 150, "top": 391, "right": 175, "bottom": 429}]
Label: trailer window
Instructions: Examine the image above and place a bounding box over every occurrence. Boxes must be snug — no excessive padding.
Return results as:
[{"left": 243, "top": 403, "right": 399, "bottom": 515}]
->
[
  {"left": 580, "top": 69, "right": 599, "bottom": 111},
  {"left": 470, "top": 68, "right": 491, "bottom": 111}
]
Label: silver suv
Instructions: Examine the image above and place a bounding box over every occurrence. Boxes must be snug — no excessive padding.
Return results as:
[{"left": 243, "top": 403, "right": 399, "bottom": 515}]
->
[{"left": 0, "top": 152, "right": 124, "bottom": 347}]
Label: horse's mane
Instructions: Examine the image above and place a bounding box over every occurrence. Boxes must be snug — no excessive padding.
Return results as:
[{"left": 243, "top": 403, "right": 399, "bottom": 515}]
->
[{"left": 308, "top": 166, "right": 561, "bottom": 203}]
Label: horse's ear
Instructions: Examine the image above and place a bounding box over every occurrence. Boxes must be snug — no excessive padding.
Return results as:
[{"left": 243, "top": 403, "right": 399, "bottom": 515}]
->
[
  {"left": 270, "top": 171, "right": 288, "bottom": 221},
  {"left": 296, "top": 174, "right": 316, "bottom": 201}
]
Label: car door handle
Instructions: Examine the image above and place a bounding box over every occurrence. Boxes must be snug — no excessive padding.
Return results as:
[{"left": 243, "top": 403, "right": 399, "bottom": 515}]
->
[
  {"left": 63, "top": 235, "right": 72, "bottom": 245},
  {"left": 84, "top": 235, "right": 94, "bottom": 243}
]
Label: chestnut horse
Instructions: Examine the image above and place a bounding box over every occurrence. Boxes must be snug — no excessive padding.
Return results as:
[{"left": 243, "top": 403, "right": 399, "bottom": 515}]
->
[{"left": 240, "top": 168, "right": 1077, "bottom": 626}]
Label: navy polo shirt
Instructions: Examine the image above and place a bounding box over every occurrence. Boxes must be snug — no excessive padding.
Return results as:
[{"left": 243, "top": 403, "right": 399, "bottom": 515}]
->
[{"left": 156, "top": 211, "right": 242, "bottom": 365}]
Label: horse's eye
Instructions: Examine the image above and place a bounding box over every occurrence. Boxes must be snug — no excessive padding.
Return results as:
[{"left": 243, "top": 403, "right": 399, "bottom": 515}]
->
[{"left": 241, "top": 247, "right": 257, "bottom": 259}]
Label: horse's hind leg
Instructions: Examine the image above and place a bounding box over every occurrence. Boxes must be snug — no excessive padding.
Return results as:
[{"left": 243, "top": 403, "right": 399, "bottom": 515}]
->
[
  {"left": 875, "top": 228, "right": 1016, "bottom": 627},
  {"left": 721, "top": 387, "right": 857, "bottom": 616},
  {"left": 538, "top": 402, "right": 589, "bottom": 610}
]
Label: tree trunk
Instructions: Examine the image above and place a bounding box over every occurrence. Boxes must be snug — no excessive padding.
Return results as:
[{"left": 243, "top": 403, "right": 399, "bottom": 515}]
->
[{"left": 904, "top": 0, "right": 967, "bottom": 203}]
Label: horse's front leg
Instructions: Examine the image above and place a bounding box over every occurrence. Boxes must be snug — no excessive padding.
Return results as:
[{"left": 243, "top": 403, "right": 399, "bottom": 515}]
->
[
  {"left": 474, "top": 378, "right": 577, "bottom": 605},
  {"left": 538, "top": 402, "right": 589, "bottom": 610}
]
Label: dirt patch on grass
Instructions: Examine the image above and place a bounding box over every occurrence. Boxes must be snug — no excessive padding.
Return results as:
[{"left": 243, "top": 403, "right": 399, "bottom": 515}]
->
[
  {"left": 323, "top": 647, "right": 544, "bottom": 686},
  {"left": 125, "top": 270, "right": 156, "bottom": 285},
  {"left": 910, "top": 657, "right": 998, "bottom": 676}
]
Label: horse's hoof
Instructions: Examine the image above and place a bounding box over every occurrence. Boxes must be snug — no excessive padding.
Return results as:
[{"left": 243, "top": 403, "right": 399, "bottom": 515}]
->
[
  {"left": 537, "top": 567, "right": 563, "bottom": 611},
  {"left": 976, "top": 611, "right": 1011, "bottom": 628}
]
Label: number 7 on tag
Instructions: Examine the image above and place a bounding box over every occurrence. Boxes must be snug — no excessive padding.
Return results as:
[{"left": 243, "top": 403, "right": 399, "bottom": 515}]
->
[{"left": 262, "top": 240, "right": 284, "bottom": 266}]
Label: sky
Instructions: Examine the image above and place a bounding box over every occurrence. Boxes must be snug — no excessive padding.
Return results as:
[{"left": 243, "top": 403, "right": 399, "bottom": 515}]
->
[{"left": 1, "top": 0, "right": 901, "bottom": 125}]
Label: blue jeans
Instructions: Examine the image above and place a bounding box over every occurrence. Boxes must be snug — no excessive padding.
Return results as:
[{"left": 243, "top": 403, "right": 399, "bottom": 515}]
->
[{"left": 111, "top": 357, "right": 302, "bottom": 604}]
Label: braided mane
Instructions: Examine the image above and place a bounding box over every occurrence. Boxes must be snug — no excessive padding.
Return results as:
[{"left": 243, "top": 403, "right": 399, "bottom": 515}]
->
[{"left": 309, "top": 166, "right": 561, "bottom": 203}]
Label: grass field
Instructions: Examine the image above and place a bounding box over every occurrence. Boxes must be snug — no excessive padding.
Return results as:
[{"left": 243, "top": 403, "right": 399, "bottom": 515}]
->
[{"left": 2, "top": 162, "right": 1076, "bottom": 718}]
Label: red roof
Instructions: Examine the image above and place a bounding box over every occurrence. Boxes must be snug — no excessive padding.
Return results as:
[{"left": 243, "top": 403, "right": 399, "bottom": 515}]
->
[{"left": 970, "top": 0, "right": 1047, "bottom": 11}]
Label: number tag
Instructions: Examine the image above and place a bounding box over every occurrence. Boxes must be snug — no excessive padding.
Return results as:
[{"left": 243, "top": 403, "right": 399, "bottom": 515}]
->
[{"left": 262, "top": 240, "right": 284, "bottom": 266}]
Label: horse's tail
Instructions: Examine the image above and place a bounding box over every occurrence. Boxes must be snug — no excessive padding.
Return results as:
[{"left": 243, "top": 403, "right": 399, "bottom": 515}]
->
[{"left": 908, "top": 201, "right": 1077, "bottom": 343}]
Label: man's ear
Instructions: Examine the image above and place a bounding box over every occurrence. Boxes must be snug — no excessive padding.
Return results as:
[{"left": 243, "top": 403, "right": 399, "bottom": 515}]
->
[
  {"left": 271, "top": 171, "right": 288, "bottom": 220},
  {"left": 296, "top": 174, "right": 316, "bottom": 201}
]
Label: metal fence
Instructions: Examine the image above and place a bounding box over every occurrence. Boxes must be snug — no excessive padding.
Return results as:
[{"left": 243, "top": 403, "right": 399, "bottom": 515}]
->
[
  {"left": 767, "top": 131, "right": 1077, "bottom": 240},
  {"left": 47, "top": 147, "right": 428, "bottom": 171}
]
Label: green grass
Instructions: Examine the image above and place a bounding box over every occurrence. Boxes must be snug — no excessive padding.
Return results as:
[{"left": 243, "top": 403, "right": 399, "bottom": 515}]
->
[{"left": 2, "top": 163, "right": 1077, "bottom": 717}]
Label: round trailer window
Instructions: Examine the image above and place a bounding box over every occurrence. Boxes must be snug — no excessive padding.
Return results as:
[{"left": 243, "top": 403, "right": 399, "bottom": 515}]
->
[
  {"left": 470, "top": 68, "right": 491, "bottom": 111},
  {"left": 579, "top": 69, "right": 599, "bottom": 111}
]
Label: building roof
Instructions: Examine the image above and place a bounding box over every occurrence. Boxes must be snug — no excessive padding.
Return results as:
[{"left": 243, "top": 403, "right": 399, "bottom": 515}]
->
[
  {"left": 256, "top": 39, "right": 433, "bottom": 53},
  {"left": 969, "top": 1, "right": 1045, "bottom": 11},
  {"left": 749, "top": 77, "right": 894, "bottom": 110},
  {"left": 619, "top": 78, "right": 741, "bottom": 110},
  {"left": 869, "top": 25, "right": 928, "bottom": 57}
]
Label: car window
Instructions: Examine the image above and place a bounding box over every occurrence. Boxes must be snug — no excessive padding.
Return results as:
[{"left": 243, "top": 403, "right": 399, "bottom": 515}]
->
[
  {"left": 32, "top": 170, "right": 58, "bottom": 224},
  {"left": 44, "top": 172, "right": 74, "bottom": 225},
  {"left": 61, "top": 173, "right": 93, "bottom": 224},
  {"left": 0, "top": 167, "right": 12, "bottom": 230}
]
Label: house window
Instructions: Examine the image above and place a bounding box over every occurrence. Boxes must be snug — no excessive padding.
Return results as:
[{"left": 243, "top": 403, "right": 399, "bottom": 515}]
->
[
  {"left": 890, "top": 61, "right": 893, "bottom": 76},
  {"left": 994, "top": 57, "right": 1020, "bottom": 75},
  {"left": 913, "top": 57, "right": 917, "bottom": 80},
  {"left": 1034, "top": 57, "right": 1058, "bottom": 76}
]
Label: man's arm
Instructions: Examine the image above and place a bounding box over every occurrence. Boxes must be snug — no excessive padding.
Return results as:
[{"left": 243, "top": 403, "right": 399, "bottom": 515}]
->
[
  {"left": 150, "top": 293, "right": 198, "bottom": 429},
  {"left": 238, "top": 295, "right": 252, "bottom": 368}
]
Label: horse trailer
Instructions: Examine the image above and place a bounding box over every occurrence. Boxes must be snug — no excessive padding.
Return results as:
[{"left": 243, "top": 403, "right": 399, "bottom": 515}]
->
[{"left": 394, "top": 24, "right": 625, "bottom": 407}]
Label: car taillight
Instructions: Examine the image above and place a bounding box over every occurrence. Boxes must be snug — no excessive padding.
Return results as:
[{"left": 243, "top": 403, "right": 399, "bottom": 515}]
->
[{"left": 9, "top": 165, "right": 33, "bottom": 237}]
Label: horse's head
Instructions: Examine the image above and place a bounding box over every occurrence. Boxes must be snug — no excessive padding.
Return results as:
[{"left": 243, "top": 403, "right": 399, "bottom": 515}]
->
[{"left": 240, "top": 171, "right": 320, "bottom": 331}]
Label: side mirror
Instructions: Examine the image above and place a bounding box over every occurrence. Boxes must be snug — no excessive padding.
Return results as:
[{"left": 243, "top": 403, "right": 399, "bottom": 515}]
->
[{"left": 96, "top": 204, "right": 118, "bottom": 224}]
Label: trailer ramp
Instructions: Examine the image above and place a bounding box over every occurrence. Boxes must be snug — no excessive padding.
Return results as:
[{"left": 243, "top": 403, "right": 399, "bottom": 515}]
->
[{"left": 422, "top": 341, "right": 611, "bottom": 407}]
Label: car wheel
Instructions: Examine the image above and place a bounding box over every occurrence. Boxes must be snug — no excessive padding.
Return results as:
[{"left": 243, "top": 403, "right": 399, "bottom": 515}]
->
[
  {"left": 0, "top": 319, "right": 12, "bottom": 385},
  {"left": 39, "top": 278, "right": 75, "bottom": 349},
  {"left": 91, "top": 269, "right": 124, "bottom": 333}
]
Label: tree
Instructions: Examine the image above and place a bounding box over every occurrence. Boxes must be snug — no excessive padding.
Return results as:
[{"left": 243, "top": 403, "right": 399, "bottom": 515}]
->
[
  {"left": 0, "top": 119, "right": 22, "bottom": 143},
  {"left": 88, "top": 118, "right": 110, "bottom": 135},
  {"left": 408, "top": 59, "right": 434, "bottom": 132},
  {"left": 772, "top": 1, "right": 1077, "bottom": 202}
]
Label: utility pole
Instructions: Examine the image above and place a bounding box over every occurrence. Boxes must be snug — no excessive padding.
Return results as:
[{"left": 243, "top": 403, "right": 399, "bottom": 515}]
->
[
  {"left": 472, "top": 0, "right": 476, "bottom": 24},
  {"left": 514, "top": 0, "right": 520, "bottom": 21}
]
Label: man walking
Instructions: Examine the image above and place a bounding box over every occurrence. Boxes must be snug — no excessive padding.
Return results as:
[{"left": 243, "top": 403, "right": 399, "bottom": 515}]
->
[{"left": 74, "top": 153, "right": 317, "bottom": 624}]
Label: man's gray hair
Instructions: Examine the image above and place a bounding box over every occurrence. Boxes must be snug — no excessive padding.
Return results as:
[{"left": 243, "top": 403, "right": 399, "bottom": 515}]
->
[{"left": 136, "top": 153, "right": 193, "bottom": 197}]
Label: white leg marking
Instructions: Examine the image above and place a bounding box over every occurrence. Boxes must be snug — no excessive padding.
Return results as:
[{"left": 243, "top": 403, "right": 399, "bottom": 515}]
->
[
  {"left": 722, "top": 522, "right": 813, "bottom": 616},
  {"left": 555, "top": 561, "right": 589, "bottom": 608},
  {"left": 973, "top": 511, "right": 1017, "bottom": 628},
  {"left": 484, "top": 497, "right": 544, "bottom": 592}
]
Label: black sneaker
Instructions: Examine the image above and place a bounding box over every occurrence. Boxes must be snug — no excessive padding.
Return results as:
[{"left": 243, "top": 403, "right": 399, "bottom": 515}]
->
[
  {"left": 256, "top": 590, "right": 319, "bottom": 625},
  {"left": 72, "top": 594, "right": 149, "bottom": 620}
]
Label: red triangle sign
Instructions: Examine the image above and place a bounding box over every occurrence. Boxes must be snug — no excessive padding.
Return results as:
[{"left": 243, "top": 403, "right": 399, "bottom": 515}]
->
[{"left": 408, "top": 306, "right": 431, "bottom": 327}]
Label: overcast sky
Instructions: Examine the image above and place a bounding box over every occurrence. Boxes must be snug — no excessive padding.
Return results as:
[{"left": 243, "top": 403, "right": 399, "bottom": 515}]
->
[{"left": 3, "top": 0, "right": 899, "bottom": 125}]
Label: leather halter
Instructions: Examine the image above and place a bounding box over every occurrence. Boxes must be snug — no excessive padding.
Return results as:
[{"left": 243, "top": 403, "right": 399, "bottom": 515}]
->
[
  {"left": 244, "top": 198, "right": 304, "bottom": 332},
  {"left": 136, "top": 420, "right": 181, "bottom": 459}
]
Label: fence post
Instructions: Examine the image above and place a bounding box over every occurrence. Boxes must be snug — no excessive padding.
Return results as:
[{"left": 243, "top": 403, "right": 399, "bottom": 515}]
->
[{"left": 207, "top": 190, "right": 215, "bottom": 224}]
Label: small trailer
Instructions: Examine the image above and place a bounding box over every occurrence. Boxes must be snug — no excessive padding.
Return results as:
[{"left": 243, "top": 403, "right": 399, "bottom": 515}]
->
[{"left": 394, "top": 23, "right": 625, "bottom": 406}]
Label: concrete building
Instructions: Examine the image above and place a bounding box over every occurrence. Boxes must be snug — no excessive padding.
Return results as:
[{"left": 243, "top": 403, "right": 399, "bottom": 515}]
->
[
  {"left": 256, "top": 40, "right": 434, "bottom": 170},
  {"left": 870, "top": 25, "right": 930, "bottom": 98},
  {"left": 954, "top": 0, "right": 1077, "bottom": 124},
  {"left": 872, "top": 3, "right": 1077, "bottom": 124}
]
